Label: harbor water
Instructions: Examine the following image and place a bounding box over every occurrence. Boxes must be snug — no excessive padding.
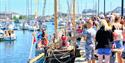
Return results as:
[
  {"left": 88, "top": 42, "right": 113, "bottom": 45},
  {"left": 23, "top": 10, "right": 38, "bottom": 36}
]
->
[{"left": 0, "top": 22, "right": 54, "bottom": 63}]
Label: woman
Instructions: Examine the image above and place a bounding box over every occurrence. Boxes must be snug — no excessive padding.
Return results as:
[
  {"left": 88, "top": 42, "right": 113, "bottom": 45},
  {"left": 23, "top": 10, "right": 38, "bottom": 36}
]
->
[
  {"left": 112, "top": 16, "right": 123, "bottom": 63},
  {"left": 83, "top": 19, "right": 96, "bottom": 63},
  {"left": 38, "top": 37, "right": 48, "bottom": 49},
  {"left": 96, "top": 20, "right": 113, "bottom": 63},
  {"left": 76, "top": 26, "right": 83, "bottom": 47}
]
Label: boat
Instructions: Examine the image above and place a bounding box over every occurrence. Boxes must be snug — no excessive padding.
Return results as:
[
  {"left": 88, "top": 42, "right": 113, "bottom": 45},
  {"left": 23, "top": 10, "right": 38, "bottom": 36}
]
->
[
  {"left": 29, "top": 0, "right": 78, "bottom": 63},
  {"left": 2, "top": 30, "right": 16, "bottom": 41},
  {"left": 0, "top": 30, "right": 4, "bottom": 41},
  {"left": 20, "top": 23, "right": 29, "bottom": 30},
  {"left": 8, "top": 24, "right": 14, "bottom": 30},
  {"left": 28, "top": 25, "right": 39, "bottom": 31},
  {"left": 58, "top": 21, "right": 66, "bottom": 26},
  {"left": 3, "top": 36, "right": 16, "bottom": 41},
  {"left": 13, "top": 26, "right": 19, "bottom": 30}
]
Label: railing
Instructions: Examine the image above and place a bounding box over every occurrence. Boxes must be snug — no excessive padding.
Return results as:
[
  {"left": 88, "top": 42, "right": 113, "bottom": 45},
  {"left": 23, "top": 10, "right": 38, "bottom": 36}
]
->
[{"left": 28, "top": 53, "right": 44, "bottom": 63}]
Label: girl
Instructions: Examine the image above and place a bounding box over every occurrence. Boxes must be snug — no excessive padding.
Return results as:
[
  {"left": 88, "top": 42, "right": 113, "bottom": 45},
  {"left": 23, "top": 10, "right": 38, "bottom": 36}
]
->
[
  {"left": 112, "top": 16, "right": 123, "bottom": 63},
  {"left": 96, "top": 20, "right": 113, "bottom": 63}
]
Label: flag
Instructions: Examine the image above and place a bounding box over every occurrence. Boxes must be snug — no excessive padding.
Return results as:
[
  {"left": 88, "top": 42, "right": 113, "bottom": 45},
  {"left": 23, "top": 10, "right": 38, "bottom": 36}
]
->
[
  {"left": 33, "top": 36, "right": 36, "bottom": 44},
  {"left": 32, "top": 32, "right": 36, "bottom": 44}
]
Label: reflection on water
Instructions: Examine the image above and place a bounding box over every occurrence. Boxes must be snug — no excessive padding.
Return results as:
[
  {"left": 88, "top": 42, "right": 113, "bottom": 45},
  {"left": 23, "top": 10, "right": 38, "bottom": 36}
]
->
[
  {"left": 0, "top": 31, "right": 33, "bottom": 63},
  {"left": 0, "top": 22, "right": 54, "bottom": 63}
]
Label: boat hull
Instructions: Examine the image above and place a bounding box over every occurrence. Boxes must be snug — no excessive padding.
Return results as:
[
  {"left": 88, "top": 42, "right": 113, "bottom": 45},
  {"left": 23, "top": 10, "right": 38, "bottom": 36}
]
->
[{"left": 3, "top": 37, "right": 16, "bottom": 41}]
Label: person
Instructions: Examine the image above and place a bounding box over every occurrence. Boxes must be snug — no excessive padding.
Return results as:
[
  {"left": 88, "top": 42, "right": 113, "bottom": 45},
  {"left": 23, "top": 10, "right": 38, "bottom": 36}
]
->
[
  {"left": 61, "top": 34, "right": 69, "bottom": 48},
  {"left": 83, "top": 19, "right": 96, "bottom": 63},
  {"left": 112, "top": 16, "right": 123, "bottom": 63},
  {"left": 4, "top": 30, "right": 9, "bottom": 37},
  {"left": 38, "top": 37, "right": 48, "bottom": 49},
  {"left": 8, "top": 30, "right": 12, "bottom": 37},
  {"left": 67, "top": 22, "right": 72, "bottom": 37},
  {"left": 95, "top": 20, "right": 113, "bottom": 63},
  {"left": 122, "top": 20, "right": 125, "bottom": 63},
  {"left": 11, "top": 30, "right": 15, "bottom": 37},
  {"left": 76, "top": 26, "right": 83, "bottom": 47}
]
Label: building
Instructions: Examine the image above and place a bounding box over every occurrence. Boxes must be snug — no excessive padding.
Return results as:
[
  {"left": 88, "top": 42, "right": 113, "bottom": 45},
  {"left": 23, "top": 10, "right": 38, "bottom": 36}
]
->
[{"left": 0, "top": 12, "right": 20, "bottom": 21}]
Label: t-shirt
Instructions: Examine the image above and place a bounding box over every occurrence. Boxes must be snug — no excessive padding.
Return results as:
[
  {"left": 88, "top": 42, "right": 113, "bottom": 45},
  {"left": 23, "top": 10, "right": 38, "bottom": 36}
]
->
[
  {"left": 77, "top": 28, "right": 83, "bottom": 34},
  {"left": 113, "top": 30, "right": 123, "bottom": 41},
  {"left": 41, "top": 38, "right": 48, "bottom": 46},
  {"left": 61, "top": 36, "right": 67, "bottom": 41},
  {"left": 83, "top": 28, "right": 96, "bottom": 45}
]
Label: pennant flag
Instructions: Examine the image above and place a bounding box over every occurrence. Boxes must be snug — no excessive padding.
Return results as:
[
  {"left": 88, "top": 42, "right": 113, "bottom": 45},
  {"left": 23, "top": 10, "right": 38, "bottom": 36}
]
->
[
  {"left": 32, "top": 32, "right": 37, "bottom": 44},
  {"left": 33, "top": 36, "right": 36, "bottom": 44}
]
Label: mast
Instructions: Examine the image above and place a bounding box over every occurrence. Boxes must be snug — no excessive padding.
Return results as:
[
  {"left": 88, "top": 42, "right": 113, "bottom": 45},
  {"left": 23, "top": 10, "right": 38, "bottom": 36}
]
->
[
  {"left": 34, "top": 0, "right": 38, "bottom": 22},
  {"left": 54, "top": 0, "right": 58, "bottom": 37},
  {"left": 104, "top": 0, "right": 105, "bottom": 15},
  {"left": 121, "top": 0, "right": 124, "bottom": 16},
  {"left": 98, "top": 0, "right": 99, "bottom": 16},
  {"left": 42, "top": 0, "right": 46, "bottom": 17},
  {"left": 5, "top": 0, "right": 7, "bottom": 20},
  {"left": 72, "top": 0, "right": 76, "bottom": 47},
  {"left": 30, "top": 0, "right": 32, "bottom": 17},
  {"left": 72, "top": 0, "right": 76, "bottom": 33},
  {"left": 0, "top": 0, "right": 2, "bottom": 13}
]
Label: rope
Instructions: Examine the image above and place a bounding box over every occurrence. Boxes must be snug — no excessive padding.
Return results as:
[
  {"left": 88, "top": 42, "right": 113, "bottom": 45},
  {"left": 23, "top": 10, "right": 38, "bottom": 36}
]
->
[{"left": 51, "top": 49, "right": 73, "bottom": 63}]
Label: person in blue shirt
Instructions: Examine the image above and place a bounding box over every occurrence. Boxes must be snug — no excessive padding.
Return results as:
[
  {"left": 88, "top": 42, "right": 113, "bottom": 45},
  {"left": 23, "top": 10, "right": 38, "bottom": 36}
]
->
[{"left": 83, "top": 19, "right": 96, "bottom": 63}]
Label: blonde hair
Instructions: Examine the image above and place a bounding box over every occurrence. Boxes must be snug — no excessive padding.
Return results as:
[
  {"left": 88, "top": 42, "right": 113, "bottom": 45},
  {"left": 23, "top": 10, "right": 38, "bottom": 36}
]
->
[{"left": 101, "top": 19, "right": 112, "bottom": 31}]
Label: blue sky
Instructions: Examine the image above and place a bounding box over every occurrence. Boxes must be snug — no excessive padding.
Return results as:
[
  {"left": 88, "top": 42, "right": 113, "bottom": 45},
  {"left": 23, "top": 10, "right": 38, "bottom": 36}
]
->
[{"left": 0, "top": 0, "right": 125, "bottom": 16}]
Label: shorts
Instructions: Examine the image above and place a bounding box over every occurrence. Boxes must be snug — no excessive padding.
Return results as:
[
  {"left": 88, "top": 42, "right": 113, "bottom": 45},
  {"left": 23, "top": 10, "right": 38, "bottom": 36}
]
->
[
  {"left": 97, "top": 48, "right": 111, "bottom": 55},
  {"left": 85, "top": 44, "right": 95, "bottom": 60},
  {"left": 114, "top": 40, "right": 123, "bottom": 49}
]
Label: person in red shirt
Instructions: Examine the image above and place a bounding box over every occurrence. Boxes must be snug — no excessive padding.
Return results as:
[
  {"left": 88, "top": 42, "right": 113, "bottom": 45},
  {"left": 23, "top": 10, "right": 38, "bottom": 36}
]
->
[
  {"left": 38, "top": 37, "right": 48, "bottom": 49},
  {"left": 61, "top": 34, "right": 69, "bottom": 47}
]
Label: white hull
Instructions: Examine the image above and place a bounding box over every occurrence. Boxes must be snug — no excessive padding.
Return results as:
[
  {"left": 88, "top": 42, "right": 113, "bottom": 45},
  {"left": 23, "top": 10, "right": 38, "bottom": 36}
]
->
[
  {"left": 3, "top": 36, "right": 16, "bottom": 41},
  {"left": 20, "top": 23, "right": 29, "bottom": 30},
  {"left": 28, "top": 26, "right": 39, "bottom": 31}
]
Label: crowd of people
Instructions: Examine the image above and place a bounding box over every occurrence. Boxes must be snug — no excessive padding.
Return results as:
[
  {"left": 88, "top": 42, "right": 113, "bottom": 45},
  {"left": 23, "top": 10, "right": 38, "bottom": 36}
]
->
[
  {"left": 35, "top": 13, "right": 125, "bottom": 63},
  {"left": 62, "top": 13, "right": 125, "bottom": 63},
  {"left": 72, "top": 13, "right": 125, "bottom": 63}
]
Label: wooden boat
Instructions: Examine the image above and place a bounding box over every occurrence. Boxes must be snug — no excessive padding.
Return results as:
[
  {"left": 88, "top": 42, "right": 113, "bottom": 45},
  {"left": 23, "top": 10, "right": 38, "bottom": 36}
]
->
[{"left": 29, "top": 0, "right": 77, "bottom": 63}]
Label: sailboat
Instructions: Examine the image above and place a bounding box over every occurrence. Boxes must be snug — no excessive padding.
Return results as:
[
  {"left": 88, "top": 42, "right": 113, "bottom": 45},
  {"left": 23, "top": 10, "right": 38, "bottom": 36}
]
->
[{"left": 28, "top": 0, "right": 80, "bottom": 63}]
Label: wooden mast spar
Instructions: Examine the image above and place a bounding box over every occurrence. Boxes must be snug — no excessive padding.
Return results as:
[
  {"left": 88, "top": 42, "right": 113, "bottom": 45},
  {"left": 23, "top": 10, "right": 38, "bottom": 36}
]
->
[
  {"left": 54, "top": 0, "right": 58, "bottom": 38},
  {"left": 72, "top": 0, "right": 76, "bottom": 44}
]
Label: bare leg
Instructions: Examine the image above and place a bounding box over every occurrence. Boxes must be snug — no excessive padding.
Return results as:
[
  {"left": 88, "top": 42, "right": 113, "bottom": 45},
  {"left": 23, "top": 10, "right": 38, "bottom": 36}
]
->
[
  {"left": 92, "top": 59, "right": 95, "bottom": 63},
  {"left": 98, "top": 54, "right": 103, "bottom": 63},
  {"left": 105, "top": 55, "right": 110, "bottom": 63},
  {"left": 87, "top": 60, "right": 91, "bottom": 63},
  {"left": 117, "top": 52, "right": 123, "bottom": 63}
]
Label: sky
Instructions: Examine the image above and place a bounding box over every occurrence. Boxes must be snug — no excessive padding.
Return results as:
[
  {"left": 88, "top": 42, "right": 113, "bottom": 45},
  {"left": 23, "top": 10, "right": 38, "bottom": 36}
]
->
[{"left": 0, "top": 0, "right": 125, "bottom": 16}]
